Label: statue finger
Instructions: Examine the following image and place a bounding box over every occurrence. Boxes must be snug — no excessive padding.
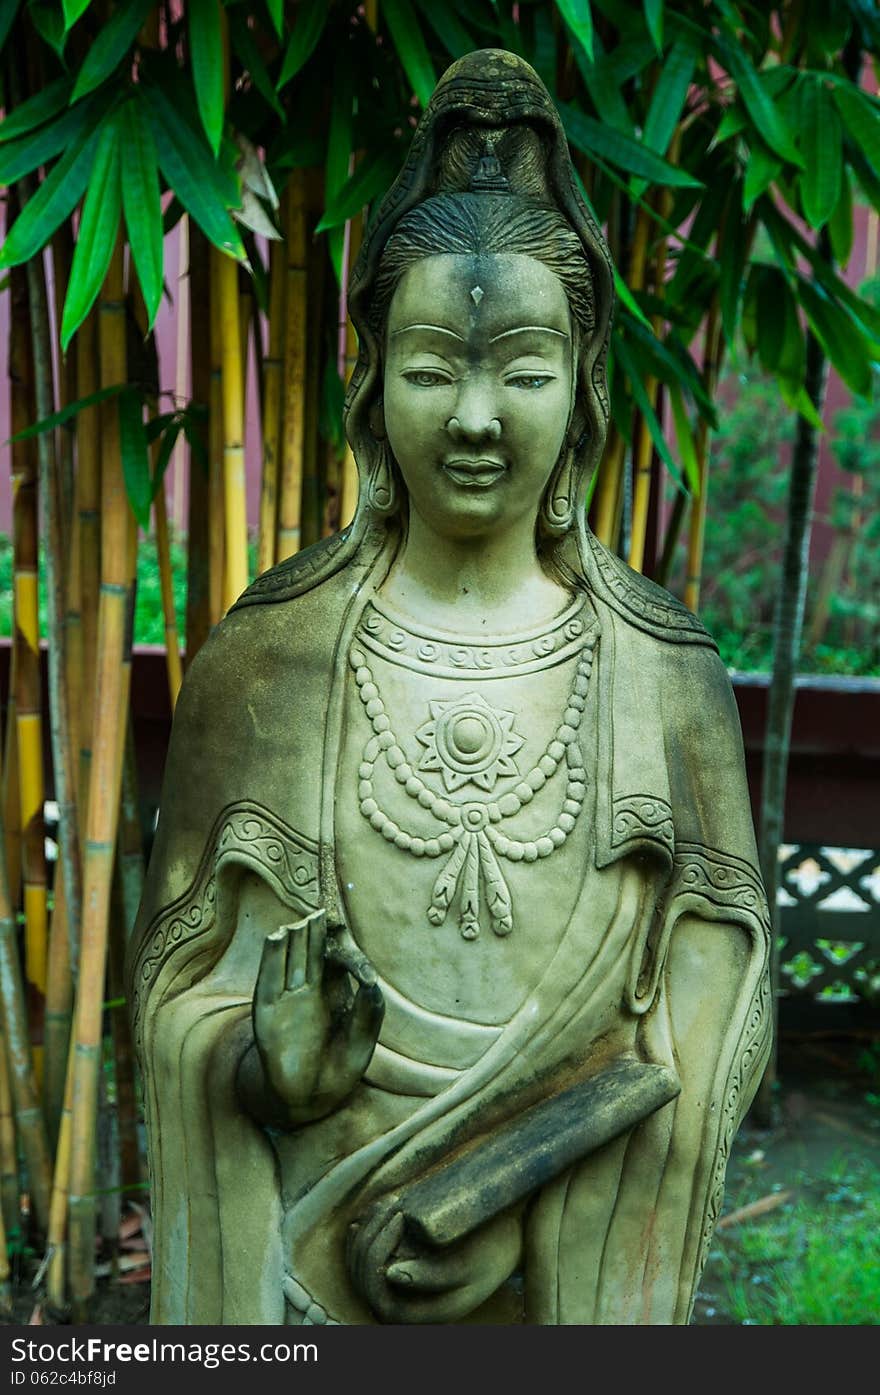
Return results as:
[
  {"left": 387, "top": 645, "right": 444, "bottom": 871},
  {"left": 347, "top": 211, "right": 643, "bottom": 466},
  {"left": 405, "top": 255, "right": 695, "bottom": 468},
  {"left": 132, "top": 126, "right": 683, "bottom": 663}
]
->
[
  {"left": 385, "top": 1252, "right": 467, "bottom": 1293},
  {"left": 256, "top": 927, "right": 289, "bottom": 1005},
  {"left": 326, "top": 931, "right": 378, "bottom": 988},
  {"left": 347, "top": 980, "right": 385, "bottom": 1056}
]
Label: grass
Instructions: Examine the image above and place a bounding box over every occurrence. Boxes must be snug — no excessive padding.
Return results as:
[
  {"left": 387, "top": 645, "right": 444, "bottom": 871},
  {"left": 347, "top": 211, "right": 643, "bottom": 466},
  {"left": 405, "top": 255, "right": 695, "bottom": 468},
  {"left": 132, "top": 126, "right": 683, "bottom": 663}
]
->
[{"left": 706, "top": 1157, "right": 880, "bottom": 1324}]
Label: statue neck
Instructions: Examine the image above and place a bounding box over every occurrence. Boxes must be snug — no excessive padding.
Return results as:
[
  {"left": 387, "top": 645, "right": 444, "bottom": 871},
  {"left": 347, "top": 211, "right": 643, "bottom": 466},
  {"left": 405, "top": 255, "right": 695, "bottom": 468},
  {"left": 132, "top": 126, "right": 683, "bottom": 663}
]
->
[{"left": 381, "top": 505, "right": 570, "bottom": 632}]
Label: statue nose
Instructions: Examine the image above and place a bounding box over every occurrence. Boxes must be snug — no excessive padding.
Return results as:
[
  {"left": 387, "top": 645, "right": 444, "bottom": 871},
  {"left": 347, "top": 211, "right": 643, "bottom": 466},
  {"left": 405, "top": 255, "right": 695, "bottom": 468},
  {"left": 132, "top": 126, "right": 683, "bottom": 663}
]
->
[{"left": 446, "top": 414, "right": 502, "bottom": 443}]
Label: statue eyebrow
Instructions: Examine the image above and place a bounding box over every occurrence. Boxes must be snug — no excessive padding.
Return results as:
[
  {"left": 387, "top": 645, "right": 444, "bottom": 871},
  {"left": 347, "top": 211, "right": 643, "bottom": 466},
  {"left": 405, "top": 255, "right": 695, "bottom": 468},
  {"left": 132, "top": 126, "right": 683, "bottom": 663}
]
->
[
  {"left": 489, "top": 325, "right": 569, "bottom": 343},
  {"left": 391, "top": 324, "right": 465, "bottom": 341}
]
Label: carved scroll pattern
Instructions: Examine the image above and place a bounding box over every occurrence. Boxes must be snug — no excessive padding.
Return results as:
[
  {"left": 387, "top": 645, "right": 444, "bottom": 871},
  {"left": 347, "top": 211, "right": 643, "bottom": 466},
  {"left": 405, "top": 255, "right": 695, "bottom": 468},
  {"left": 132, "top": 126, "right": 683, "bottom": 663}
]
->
[
  {"left": 232, "top": 531, "right": 351, "bottom": 609},
  {"left": 130, "top": 803, "right": 319, "bottom": 1051},
  {"left": 611, "top": 796, "right": 674, "bottom": 857},
  {"left": 667, "top": 843, "right": 772, "bottom": 1293},
  {"left": 584, "top": 530, "right": 713, "bottom": 643}
]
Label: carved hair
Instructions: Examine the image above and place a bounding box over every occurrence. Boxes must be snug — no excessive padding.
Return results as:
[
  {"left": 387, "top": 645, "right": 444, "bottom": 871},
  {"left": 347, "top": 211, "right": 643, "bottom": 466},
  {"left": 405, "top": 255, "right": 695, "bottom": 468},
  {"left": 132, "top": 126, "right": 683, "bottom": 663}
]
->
[{"left": 369, "top": 193, "right": 594, "bottom": 343}]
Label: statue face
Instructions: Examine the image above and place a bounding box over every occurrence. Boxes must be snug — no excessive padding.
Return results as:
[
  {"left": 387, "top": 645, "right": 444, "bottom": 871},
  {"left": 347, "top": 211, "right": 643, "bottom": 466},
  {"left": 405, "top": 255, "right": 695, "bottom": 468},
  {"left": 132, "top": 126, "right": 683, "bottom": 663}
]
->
[{"left": 383, "top": 253, "right": 573, "bottom": 540}]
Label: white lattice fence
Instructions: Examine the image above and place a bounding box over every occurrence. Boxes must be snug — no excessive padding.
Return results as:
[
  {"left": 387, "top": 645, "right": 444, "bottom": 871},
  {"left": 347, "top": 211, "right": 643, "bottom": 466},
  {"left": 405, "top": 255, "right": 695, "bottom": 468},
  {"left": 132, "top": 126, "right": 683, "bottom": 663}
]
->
[{"left": 777, "top": 845, "right": 880, "bottom": 1005}]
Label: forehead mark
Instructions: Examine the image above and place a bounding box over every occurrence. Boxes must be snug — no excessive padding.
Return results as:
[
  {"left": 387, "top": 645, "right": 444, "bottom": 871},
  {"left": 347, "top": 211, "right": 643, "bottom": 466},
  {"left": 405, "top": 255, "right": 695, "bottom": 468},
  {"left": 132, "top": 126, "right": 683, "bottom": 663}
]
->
[
  {"left": 390, "top": 324, "right": 465, "bottom": 342},
  {"left": 470, "top": 285, "right": 484, "bottom": 306},
  {"left": 489, "top": 326, "right": 570, "bottom": 344}
]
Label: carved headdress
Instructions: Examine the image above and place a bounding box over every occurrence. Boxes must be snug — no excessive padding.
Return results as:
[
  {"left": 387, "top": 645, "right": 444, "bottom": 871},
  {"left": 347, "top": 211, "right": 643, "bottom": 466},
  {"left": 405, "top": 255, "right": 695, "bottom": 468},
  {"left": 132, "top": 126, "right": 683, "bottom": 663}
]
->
[{"left": 344, "top": 48, "right": 615, "bottom": 532}]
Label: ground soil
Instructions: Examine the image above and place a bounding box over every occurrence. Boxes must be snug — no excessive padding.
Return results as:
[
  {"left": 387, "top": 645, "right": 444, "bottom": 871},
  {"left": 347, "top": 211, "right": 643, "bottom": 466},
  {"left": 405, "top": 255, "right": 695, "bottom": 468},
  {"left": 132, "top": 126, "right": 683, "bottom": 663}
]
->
[{"left": 3, "top": 1032, "right": 878, "bottom": 1328}]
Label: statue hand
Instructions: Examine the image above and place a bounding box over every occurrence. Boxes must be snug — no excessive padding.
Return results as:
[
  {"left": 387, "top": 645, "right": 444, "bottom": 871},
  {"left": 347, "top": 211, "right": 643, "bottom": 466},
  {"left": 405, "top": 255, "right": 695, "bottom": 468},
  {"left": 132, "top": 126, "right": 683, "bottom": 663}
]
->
[
  {"left": 348, "top": 1194, "right": 522, "bottom": 1324},
  {"left": 242, "top": 910, "right": 384, "bottom": 1126}
]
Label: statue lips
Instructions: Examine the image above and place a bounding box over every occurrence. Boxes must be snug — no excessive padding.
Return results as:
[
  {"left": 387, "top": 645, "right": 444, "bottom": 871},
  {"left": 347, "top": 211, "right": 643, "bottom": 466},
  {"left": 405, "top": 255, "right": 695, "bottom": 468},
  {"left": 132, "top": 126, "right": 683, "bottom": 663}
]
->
[{"left": 441, "top": 457, "right": 507, "bottom": 487}]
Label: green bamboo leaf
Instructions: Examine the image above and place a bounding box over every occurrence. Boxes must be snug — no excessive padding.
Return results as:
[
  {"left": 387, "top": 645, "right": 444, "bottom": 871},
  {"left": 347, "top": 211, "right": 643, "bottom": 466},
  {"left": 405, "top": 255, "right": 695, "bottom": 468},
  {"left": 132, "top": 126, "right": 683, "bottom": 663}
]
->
[
  {"left": 613, "top": 333, "right": 684, "bottom": 488},
  {"left": 71, "top": 0, "right": 155, "bottom": 102},
  {"left": 277, "top": 0, "right": 328, "bottom": 89},
  {"left": 715, "top": 104, "right": 747, "bottom": 144},
  {"left": 382, "top": 0, "right": 435, "bottom": 109},
  {"left": 798, "top": 79, "right": 841, "bottom": 229},
  {"left": 415, "top": 0, "right": 474, "bottom": 58},
  {"left": 60, "top": 114, "right": 122, "bottom": 349},
  {"left": 265, "top": 0, "right": 282, "bottom": 41},
  {"left": 315, "top": 148, "right": 401, "bottom": 232},
  {"left": 742, "top": 137, "right": 781, "bottom": 211},
  {"left": 555, "top": 0, "right": 593, "bottom": 63},
  {"left": 559, "top": 103, "right": 701, "bottom": 187},
  {"left": 182, "top": 414, "right": 208, "bottom": 475},
  {"left": 754, "top": 265, "right": 792, "bottom": 373},
  {"left": 570, "top": 30, "right": 633, "bottom": 136},
  {"left": 324, "top": 53, "right": 353, "bottom": 284},
  {"left": 150, "top": 418, "right": 182, "bottom": 501},
  {"left": 62, "top": 0, "right": 91, "bottom": 28},
  {"left": 668, "top": 383, "right": 700, "bottom": 496},
  {"left": 643, "top": 0, "right": 663, "bottom": 54},
  {"left": 29, "top": 0, "right": 67, "bottom": 58},
  {"left": 828, "top": 168, "right": 853, "bottom": 267},
  {"left": 229, "top": 11, "right": 284, "bottom": 119},
  {"left": 613, "top": 267, "right": 652, "bottom": 331},
  {"left": 798, "top": 277, "right": 875, "bottom": 397},
  {"left": 715, "top": 35, "right": 802, "bottom": 167},
  {"left": 0, "top": 119, "right": 101, "bottom": 268},
  {"left": 763, "top": 200, "right": 880, "bottom": 339},
  {"left": 119, "top": 388, "right": 151, "bottom": 528},
  {"left": 189, "top": 0, "right": 224, "bottom": 156},
  {"left": 4, "top": 381, "right": 126, "bottom": 444},
  {"left": 834, "top": 85, "right": 880, "bottom": 173},
  {"left": 625, "top": 315, "right": 716, "bottom": 421},
  {"left": 642, "top": 35, "right": 694, "bottom": 156},
  {"left": 139, "top": 81, "right": 245, "bottom": 260},
  {"left": 0, "top": 0, "right": 21, "bottom": 52},
  {"left": 0, "top": 75, "right": 71, "bottom": 142},
  {"left": 779, "top": 378, "right": 824, "bottom": 431},
  {"left": 118, "top": 99, "right": 163, "bottom": 330},
  {"left": 718, "top": 194, "right": 748, "bottom": 345},
  {"left": 0, "top": 87, "right": 111, "bottom": 182}
]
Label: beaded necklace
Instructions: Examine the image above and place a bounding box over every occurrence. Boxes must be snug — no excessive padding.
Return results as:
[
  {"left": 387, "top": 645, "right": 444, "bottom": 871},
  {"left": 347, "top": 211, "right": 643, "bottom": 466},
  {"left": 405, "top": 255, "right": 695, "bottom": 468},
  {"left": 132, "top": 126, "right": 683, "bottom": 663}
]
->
[{"left": 349, "top": 617, "right": 598, "bottom": 941}]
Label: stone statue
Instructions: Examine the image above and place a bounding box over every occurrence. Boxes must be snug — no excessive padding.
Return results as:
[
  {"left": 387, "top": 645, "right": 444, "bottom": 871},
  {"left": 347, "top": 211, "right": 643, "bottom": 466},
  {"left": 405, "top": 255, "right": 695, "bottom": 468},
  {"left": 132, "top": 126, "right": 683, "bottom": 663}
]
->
[{"left": 128, "top": 49, "right": 772, "bottom": 1326}]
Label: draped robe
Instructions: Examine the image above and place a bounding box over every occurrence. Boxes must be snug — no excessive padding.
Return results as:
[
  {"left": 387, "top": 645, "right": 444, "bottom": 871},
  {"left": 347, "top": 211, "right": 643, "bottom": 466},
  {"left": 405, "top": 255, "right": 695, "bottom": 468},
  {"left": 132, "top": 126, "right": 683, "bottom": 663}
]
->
[{"left": 128, "top": 520, "right": 772, "bottom": 1325}]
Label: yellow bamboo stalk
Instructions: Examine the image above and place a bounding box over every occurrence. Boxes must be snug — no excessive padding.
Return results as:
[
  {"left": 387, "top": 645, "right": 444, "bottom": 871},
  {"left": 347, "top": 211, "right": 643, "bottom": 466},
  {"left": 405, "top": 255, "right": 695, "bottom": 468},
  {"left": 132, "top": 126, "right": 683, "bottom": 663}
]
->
[
  {"left": 684, "top": 298, "right": 722, "bottom": 614},
  {"left": 0, "top": 1026, "right": 19, "bottom": 1235},
  {"left": 172, "top": 216, "right": 190, "bottom": 534},
  {"left": 215, "top": 245, "right": 248, "bottom": 611},
  {"left": 10, "top": 259, "right": 48, "bottom": 1062},
  {"left": 45, "top": 1032, "right": 73, "bottom": 1312},
  {"left": 593, "top": 427, "right": 626, "bottom": 547},
  {"left": 208, "top": 259, "right": 225, "bottom": 625},
  {"left": 186, "top": 223, "right": 212, "bottom": 664},
  {"left": 300, "top": 178, "right": 327, "bottom": 551},
  {"left": 68, "top": 239, "right": 138, "bottom": 1318},
  {"left": 257, "top": 239, "right": 286, "bottom": 574},
  {"left": 338, "top": 212, "right": 365, "bottom": 529},
  {"left": 75, "top": 312, "right": 101, "bottom": 819},
  {"left": 277, "top": 171, "right": 308, "bottom": 561},
  {"left": 2, "top": 679, "right": 21, "bottom": 914}
]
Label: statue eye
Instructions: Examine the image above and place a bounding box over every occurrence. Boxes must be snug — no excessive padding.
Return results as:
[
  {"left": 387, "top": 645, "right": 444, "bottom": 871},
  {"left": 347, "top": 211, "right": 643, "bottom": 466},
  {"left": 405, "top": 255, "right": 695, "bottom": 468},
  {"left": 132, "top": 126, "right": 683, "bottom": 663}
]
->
[
  {"left": 403, "top": 369, "right": 451, "bottom": 387},
  {"left": 506, "top": 374, "right": 553, "bottom": 390}
]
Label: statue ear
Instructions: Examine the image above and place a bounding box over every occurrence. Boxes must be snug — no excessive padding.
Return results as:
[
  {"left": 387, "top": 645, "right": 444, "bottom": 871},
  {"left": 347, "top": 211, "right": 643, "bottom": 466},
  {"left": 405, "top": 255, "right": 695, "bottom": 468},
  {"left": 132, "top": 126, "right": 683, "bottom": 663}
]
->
[{"left": 366, "top": 440, "right": 398, "bottom": 515}]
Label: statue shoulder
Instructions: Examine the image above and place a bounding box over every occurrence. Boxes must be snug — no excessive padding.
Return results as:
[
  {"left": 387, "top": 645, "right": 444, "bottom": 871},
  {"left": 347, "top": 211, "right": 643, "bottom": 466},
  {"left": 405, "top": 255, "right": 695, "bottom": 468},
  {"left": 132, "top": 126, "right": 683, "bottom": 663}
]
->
[
  {"left": 230, "top": 529, "right": 356, "bottom": 611},
  {"left": 580, "top": 528, "right": 716, "bottom": 649}
]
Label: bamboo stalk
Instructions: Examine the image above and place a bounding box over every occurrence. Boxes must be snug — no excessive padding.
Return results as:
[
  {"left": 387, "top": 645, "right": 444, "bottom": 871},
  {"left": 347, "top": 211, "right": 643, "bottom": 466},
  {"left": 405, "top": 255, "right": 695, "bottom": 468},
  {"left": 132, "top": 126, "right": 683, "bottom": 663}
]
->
[
  {"left": 186, "top": 223, "right": 211, "bottom": 664},
  {"left": 68, "top": 239, "right": 138, "bottom": 1318},
  {"left": 257, "top": 240, "right": 285, "bottom": 574},
  {"left": 172, "top": 216, "right": 190, "bottom": 534},
  {"left": 0, "top": 814, "right": 51, "bottom": 1233},
  {"left": 208, "top": 256, "right": 226, "bottom": 625},
  {"left": 153, "top": 464, "right": 182, "bottom": 710},
  {"left": 0, "top": 1025, "right": 20, "bottom": 1235},
  {"left": 592, "top": 427, "right": 626, "bottom": 548},
  {"left": 277, "top": 171, "right": 308, "bottom": 561},
  {"left": 45, "top": 1032, "right": 73, "bottom": 1312},
  {"left": 215, "top": 247, "right": 249, "bottom": 611},
  {"left": 301, "top": 177, "right": 327, "bottom": 551},
  {"left": 2, "top": 663, "right": 21, "bottom": 913},
  {"left": 10, "top": 254, "right": 48, "bottom": 1068},
  {"left": 338, "top": 205, "right": 366, "bottom": 529},
  {"left": 43, "top": 864, "right": 71, "bottom": 1151},
  {"left": 683, "top": 297, "right": 722, "bottom": 614},
  {"left": 0, "top": 1171, "right": 10, "bottom": 1317},
  {"left": 75, "top": 311, "right": 101, "bottom": 843},
  {"left": 25, "top": 212, "right": 84, "bottom": 1114},
  {"left": 51, "top": 224, "right": 76, "bottom": 566}
]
